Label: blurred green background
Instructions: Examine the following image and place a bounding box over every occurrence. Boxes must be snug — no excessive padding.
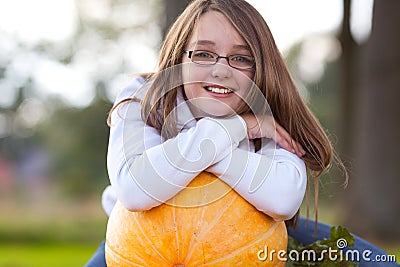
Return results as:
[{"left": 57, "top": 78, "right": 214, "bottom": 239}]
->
[{"left": 0, "top": 0, "right": 399, "bottom": 266}]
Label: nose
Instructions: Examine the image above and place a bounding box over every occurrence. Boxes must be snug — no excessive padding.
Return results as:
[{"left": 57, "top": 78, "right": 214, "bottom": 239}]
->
[{"left": 211, "top": 60, "right": 232, "bottom": 78}]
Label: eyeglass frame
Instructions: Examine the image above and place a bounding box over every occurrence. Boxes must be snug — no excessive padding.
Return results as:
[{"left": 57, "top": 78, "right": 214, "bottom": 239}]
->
[{"left": 185, "top": 50, "right": 255, "bottom": 70}]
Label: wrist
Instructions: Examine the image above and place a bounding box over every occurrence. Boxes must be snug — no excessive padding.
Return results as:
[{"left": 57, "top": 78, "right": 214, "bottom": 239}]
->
[{"left": 241, "top": 113, "right": 260, "bottom": 139}]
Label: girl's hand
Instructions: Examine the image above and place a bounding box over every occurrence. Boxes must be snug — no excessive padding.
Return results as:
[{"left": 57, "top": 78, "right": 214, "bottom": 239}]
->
[{"left": 241, "top": 113, "right": 306, "bottom": 157}]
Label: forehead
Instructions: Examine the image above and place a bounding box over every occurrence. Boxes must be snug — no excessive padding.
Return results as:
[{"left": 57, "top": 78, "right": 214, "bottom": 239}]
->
[{"left": 188, "top": 10, "right": 247, "bottom": 49}]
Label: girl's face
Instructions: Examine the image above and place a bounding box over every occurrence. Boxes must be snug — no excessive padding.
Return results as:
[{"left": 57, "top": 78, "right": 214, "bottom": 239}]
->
[{"left": 181, "top": 11, "right": 254, "bottom": 118}]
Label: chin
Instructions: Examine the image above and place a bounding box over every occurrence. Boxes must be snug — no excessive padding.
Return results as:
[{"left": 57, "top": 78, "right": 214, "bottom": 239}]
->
[{"left": 197, "top": 104, "right": 237, "bottom": 118}]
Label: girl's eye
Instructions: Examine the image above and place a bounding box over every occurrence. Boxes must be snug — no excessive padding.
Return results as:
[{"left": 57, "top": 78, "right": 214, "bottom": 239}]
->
[
  {"left": 231, "top": 55, "right": 251, "bottom": 63},
  {"left": 194, "top": 51, "right": 214, "bottom": 58}
]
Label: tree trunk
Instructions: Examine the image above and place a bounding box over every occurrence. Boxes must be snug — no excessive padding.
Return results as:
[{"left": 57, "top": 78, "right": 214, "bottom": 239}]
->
[
  {"left": 337, "top": 0, "right": 358, "bottom": 159},
  {"left": 162, "top": 0, "right": 192, "bottom": 39},
  {"left": 344, "top": 0, "right": 400, "bottom": 241}
]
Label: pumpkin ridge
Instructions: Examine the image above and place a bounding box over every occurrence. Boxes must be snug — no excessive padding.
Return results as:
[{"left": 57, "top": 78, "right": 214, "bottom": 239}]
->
[
  {"left": 184, "top": 193, "right": 238, "bottom": 264},
  {"left": 182, "top": 185, "right": 213, "bottom": 264},
  {"left": 132, "top": 213, "right": 170, "bottom": 264},
  {"left": 172, "top": 203, "right": 181, "bottom": 264},
  {"left": 106, "top": 173, "right": 288, "bottom": 266},
  {"left": 196, "top": 221, "right": 281, "bottom": 266},
  {"left": 105, "top": 243, "right": 146, "bottom": 267}
]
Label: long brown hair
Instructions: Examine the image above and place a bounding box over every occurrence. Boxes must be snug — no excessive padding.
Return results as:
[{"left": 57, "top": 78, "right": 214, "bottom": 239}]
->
[{"left": 109, "top": 0, "right": 346, "bottom": 226}]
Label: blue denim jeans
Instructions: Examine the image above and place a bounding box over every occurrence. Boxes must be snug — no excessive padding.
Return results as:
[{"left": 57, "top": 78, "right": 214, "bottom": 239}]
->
[
  {"left": 85, "top": 217, "right": 399, "bottom": 266},
  {"left": 84, "top": 240, "right": 106, "bottom": 267}
]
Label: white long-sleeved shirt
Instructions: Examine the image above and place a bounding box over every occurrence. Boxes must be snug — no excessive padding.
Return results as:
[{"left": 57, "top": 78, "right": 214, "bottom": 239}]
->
[{"left": 102, "top": 77, "right": 307, "bottom": 221}]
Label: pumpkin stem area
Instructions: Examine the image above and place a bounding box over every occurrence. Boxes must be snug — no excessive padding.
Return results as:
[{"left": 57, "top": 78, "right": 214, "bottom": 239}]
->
[{"left": 174, "top": 265, "right": 184, "bottom": 267}]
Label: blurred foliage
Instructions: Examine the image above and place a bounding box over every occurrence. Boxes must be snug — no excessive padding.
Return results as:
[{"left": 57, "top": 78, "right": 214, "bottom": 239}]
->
[
  {"left": 285, "top": 41, "right": 346, "bottom": 203},
  {"left": 0, "top": 1, "right": 399, "bottom": 266},
  {"left": 0, "top": 86, "right": 113, "bottom": 198},
  {"left": 0, "top": 0, "right": 162, "bottom": 199},
  {"left": 37, "top": 90, "right": 112, "bottom": 197},
  {"left": 0, "top": 0, "right": 344, "bottom": 202},
  {"left": 0, "top": 218, "right": 105, "bottom": 245},
  {"left": 287, "top": 226, "right": 356, "bottom": 266}
]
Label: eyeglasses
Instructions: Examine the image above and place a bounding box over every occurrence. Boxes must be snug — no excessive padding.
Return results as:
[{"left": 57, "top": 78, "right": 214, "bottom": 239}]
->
[{"left": 185, "top": 50, "right": 255, "bottom": 70}]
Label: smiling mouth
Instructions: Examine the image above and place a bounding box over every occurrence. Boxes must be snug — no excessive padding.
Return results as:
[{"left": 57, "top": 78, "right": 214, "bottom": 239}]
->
[{"left": 204, "top": 86, "right": 234, "bottom": 94}]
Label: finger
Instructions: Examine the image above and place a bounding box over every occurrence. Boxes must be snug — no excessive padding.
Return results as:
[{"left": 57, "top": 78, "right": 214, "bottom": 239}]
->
[
  {"left": 290, "top": 137, "right": 306, "bottom": 157},
  {"left": 291, "top": 139, "right": 305, "bottom": 157},
  {"left": 289, "top": 138, "right": 303, "bottom": 157},
  {"left": 275, "top": 131, "right": 296, "bottom": 154},
  {"left": 275, "top": 124, "right": 297, "bottom": 153},
  {"left": 275, "top": 134, "right": 292, "bottom": 153},
  {"left": 276, "top": 125, "right": 305, "bottom": 157},
  {"left": 274, "top": 122, "right": 307, "bottom": 157},
  {"left": 293, "top": 141, "right": 304, "bottom": 157},
  {"left": 295, "top": 141, "right": 306, "bottom": 156}
]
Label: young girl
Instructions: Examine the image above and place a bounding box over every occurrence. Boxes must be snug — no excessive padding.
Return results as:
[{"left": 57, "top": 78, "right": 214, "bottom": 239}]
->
[
  {"left": 102, "top": 1, "right": 311, "bottom": 221},
  {"left": 86, "top": 0, "right": 397, "bottom": 266}
]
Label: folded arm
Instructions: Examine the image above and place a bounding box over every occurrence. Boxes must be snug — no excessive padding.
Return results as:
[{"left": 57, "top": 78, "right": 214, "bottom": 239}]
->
[
  {"left": 206, "top": 141, "right": 307, "bottom": 221},
  {"left": 107, "top": 82, "right": 247, "bottom": 211},
  {"left": 106, "top": 79, "right": 306, "bottom": 217}
]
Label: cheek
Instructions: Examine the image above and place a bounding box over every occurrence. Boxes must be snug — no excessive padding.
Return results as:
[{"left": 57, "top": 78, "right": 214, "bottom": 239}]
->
[
  {"left": 182, "top": 65, "right": 209, "bottom": 100},
  {"left": 183, "top": 83, "right": 196, "bottom": 100},
  {"left": 237, "top": 71, "right": 254, "bottom": 94},
  {"left": 243, "top": 69, "right": 254, "bottom": 81},
  {"left": 182, "top": 63, "right": 209, "bottom": 84}
]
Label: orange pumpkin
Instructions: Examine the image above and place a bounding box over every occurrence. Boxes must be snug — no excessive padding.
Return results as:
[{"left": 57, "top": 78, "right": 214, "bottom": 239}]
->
[{"left": 105, "top": 171, "right": 287, "bottom": 266}]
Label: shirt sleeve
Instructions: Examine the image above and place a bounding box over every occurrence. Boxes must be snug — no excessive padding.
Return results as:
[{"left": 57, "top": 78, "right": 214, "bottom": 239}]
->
[
  {"left": 106, "top": 80, "right": 247, "bottom": 211},
  {"left": 206, "top": 139, "right": 307, "bottom": 221}
]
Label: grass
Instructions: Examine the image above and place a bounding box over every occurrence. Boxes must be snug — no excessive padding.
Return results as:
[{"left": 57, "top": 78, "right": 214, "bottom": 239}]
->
[
  {"left": 0, "top": 218, "right": 106, "bottom": 244},
  {"left": 0, "top": 243, "right": 99, "bottom": 267},
  {"left": 0, "top": 197, "right": 107, "bottom": 267},
  {"left": 0, "top": 197, "right": 398, "bottom": 266}
]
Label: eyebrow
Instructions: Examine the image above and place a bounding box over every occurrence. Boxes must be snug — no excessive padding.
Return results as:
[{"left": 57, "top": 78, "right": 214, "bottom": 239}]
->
[{"left": 189, "top": 40, "right": 250, "bottom": 51}]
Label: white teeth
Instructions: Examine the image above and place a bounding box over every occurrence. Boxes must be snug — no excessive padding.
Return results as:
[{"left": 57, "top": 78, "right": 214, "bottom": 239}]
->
[{"left": 206, "top": 87, "right": 233, "bottom": 94}]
